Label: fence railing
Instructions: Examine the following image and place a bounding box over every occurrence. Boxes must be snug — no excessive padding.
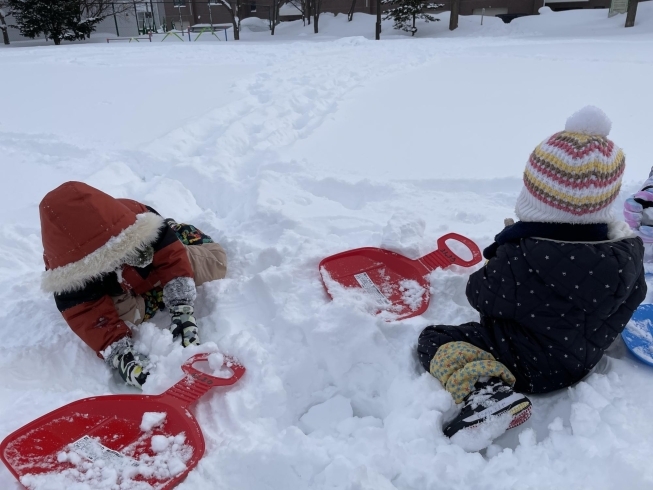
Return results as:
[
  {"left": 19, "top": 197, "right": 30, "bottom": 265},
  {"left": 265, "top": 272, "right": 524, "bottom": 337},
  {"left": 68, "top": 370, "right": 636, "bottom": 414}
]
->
[{"left": 105, "top": 1, "right": 276, "bottom": 35}]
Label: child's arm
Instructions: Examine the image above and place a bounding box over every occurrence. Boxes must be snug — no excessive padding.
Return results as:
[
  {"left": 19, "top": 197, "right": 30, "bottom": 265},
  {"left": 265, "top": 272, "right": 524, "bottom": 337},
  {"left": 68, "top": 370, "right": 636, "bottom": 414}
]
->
[
  {"left": 55, "top": 290, "right": 132, "bottom": 359},
  {"left": 624, "top": 166, "right": 653, "bottom": 242}
]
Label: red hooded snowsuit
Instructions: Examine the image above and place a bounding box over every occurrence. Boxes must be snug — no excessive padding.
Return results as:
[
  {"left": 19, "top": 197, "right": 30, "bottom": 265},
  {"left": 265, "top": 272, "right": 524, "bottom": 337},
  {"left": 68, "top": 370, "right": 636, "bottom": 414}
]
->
[{"left": 39, "top": 182, "right": 195, "bottom": 356}]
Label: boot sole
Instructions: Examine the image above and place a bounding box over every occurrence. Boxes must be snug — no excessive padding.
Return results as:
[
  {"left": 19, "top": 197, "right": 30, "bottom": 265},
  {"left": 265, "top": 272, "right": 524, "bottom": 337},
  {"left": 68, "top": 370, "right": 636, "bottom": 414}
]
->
[
  {"left": 507, "top": 402, "right": 532, "bottom": 430},
  {"left": 444, "top": 398, "right": 533, "bottom": 439}
]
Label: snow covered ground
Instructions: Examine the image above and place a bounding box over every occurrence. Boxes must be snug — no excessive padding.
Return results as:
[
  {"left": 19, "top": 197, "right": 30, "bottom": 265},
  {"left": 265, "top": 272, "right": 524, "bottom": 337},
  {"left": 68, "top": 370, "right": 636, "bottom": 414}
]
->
[{"left": 2, "top": 5, "right": 653, "bottom": 489}]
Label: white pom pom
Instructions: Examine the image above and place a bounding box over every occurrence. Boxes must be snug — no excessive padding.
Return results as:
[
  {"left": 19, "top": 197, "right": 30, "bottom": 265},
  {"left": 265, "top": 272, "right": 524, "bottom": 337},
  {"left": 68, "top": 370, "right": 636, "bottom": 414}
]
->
[{"left": 564, "top": 106, "right": 612, "bottom": 137}]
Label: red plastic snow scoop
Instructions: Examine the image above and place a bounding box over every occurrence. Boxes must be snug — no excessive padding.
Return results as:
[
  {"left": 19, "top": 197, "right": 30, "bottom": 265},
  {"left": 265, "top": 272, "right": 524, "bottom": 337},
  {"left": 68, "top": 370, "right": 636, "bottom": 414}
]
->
[
  {"left": 319, "top": 233, "right": 482, "bottom": 321},
  {"left": 0, "top": 353, "right": 245, "bottom": 490}
]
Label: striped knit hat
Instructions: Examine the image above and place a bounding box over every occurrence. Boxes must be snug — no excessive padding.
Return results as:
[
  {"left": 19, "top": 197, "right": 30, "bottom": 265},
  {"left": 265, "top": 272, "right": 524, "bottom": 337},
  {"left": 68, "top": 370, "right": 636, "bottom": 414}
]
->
[{"left": 515, "top": 106, "right": 625, "bottom": 224}]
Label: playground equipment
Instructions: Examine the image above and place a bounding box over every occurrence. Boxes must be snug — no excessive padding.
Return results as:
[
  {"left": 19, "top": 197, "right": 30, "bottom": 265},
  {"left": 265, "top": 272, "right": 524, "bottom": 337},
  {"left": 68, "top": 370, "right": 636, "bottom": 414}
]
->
[
  {"left": 107, "top": 33, "right": 153, "bottom": 43},
  {"left": 161, "top": 24, "right": 232, "bottom": 42}
]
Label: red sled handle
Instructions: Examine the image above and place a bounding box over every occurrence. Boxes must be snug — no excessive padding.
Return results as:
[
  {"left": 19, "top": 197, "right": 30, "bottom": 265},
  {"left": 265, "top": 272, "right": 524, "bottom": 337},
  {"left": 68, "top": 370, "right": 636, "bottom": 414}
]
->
[
  {"left": 417, "top": 233, "right": 482, "bottom": 273},
  {"left": 162, "top": 353, "right": 246, "bottom": 409},
  {"left": 181, "top": 353, "right": 246, "bottom": 386}
]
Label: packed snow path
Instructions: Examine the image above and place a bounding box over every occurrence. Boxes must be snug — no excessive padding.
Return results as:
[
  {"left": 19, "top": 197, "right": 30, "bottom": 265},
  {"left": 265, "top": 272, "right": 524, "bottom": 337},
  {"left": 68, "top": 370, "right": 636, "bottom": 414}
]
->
[{"left": 3, "top": 9, "right": 653, "bottom": 489}]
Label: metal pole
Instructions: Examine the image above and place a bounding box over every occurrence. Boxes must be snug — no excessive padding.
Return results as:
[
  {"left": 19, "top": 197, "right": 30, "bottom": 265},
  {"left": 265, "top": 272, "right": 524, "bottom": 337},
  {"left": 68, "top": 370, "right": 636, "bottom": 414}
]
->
[
  {"left": 208, "top": 0, "right": 214, "bottom": 28},
  {"left": 133, "top": 0, "right": 139, "bottom": 34},
  {"left": 112, "top": 2, "right": 120, "bottom": 36},
  {"left": 375, "top": 0, "right": 381, "bottom": 39},
  {"left": 449, "top": 0, "right": 459, "bottom": 30},
  {"left": 178, "top": 5, "right": 183, "bottom": 31},
  {"left": 481, "top": 7, "right": 484, "bottom": 24},
  {"left": 150, "top": 0, "right": 157, "bottom": 31}
]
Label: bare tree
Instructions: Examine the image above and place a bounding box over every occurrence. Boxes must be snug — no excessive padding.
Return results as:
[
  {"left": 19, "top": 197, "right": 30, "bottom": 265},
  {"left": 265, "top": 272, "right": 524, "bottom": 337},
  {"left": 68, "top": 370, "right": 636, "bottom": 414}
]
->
[
  {"left": 298, "top": 0, "right": 308, "bottom": 24},
  {"left": 375, "top": 0, "right": 380, "bottom": 38},
  {"left": 209, "top": 0, "right": 242, "bottom": 39},
  {"left": 347, "top": 0, "right": 356, "bottom": 21},
  {"left": 285, "top": 0, "right": 307, "bottom": 25},
  {"left": 270, "top": 0, "right": 279, "bottom": 35},
  {"left": 80, "top": 0, "right": 138, "bottom": 20},
  {"left": 0, "top": 1, "right": 9, "bottom": 45},
  {"left": 271, "top": 0, "right": 308, "bottom": 35},
  {"left": 625, "top": 0, "right": 639, "bottom": 27},
  {"left": 312, "top": 0, "right": 321, "bottom": 32}
]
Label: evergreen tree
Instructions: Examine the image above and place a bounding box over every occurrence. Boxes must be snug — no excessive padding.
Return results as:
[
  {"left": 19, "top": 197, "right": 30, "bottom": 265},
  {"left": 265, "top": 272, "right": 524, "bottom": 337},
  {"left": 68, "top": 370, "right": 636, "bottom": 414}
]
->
[
  {"left": 7, "top": 0, "right": 102, "bottom": 45},
  {"left": 381, "top": 0, "right": 444, "bottom": 36}
]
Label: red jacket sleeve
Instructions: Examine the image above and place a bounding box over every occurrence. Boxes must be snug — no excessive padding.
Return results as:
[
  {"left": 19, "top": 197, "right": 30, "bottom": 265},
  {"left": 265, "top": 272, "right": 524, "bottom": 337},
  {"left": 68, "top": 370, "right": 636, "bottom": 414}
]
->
[{"left": 62, "top": 295, "right": 132, "bottom": 357}]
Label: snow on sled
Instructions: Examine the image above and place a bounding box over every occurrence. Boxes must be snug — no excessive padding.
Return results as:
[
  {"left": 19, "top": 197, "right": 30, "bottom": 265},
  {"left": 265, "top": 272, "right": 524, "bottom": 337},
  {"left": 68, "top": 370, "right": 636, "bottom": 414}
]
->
[
  {"left": 623, "top": 303, "right": 653, "bottom": 367},
  {"left": 0, "top": 353, "right": 245, "bottom": 490},
  {"left": 319, "top": 232, "right": 482, "bottom": 321}
]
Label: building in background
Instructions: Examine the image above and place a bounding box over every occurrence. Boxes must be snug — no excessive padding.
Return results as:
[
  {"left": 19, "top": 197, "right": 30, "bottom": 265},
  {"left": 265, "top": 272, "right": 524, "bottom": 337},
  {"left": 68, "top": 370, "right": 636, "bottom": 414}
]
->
[
  {"left": 1, "top": 0, "right": 620, "bottom": 44},
  {"left": 447, "top": 0, "right": 611, "bottom": 18},
  {"left": 160, "top": 0, "right": 380, "bottom": 30},
  {"left": 159, "top": 0, "right": 613, "bottom": 30}
]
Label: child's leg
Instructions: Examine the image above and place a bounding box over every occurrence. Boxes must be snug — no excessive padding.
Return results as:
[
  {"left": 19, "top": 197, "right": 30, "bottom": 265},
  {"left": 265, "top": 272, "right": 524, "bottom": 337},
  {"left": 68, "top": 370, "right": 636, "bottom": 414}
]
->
[
  {"left": 417, "top": 323, "right": 494, "bottom": 371},
  {"left": 111, "top": 292, "right": 146, "bottom": 326},
  {"left": 418, "top": 324, "right": 532, "bottom": 443},
  {"left": 417, "top": 324, "right": 516, "bottom": 404},
  {"left": 165, "top": 219, "right": 227, "bottom": 287},
  {"left": 184, "top": 242, "right": 227, "bottom": 286}
]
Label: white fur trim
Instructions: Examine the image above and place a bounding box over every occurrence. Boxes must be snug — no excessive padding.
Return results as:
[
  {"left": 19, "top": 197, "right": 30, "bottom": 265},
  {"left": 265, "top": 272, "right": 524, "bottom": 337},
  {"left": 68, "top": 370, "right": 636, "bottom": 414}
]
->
[
  {"left": 42, "top": 212, "right": 165, "bottom": 294},
  {"left": 565, "top": 106, "right": 612, "bottom": 137},
  {"left": 607, "top": 220, "right": 635, "bottom": 240}
]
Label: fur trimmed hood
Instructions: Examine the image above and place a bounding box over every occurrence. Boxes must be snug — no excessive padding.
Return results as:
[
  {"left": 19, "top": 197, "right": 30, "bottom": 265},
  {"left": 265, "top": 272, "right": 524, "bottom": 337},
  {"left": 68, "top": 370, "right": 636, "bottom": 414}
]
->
[{"left": 39, "top": 182, "right": 165, "bottom": 294}]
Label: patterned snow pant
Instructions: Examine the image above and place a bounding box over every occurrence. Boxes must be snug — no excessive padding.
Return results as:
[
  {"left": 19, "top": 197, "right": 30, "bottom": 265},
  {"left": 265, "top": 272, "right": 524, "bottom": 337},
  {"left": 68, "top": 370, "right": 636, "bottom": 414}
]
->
[
  {"left": 111, "top": 221, "right": 227, "bottom": 324},
  {"left": 418, "top": 324, "right": 516, "bottom": 403}
]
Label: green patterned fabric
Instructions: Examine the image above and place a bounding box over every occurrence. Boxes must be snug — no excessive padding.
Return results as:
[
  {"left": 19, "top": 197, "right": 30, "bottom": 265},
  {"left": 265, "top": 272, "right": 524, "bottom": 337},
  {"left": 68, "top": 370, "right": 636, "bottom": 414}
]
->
[
  {"left": 165, "top": 219, "right": 214, "bottom": 246},
  {"left": 142, "top": 287, "right": 164, "bottom": 321},
  {"left": 429, "top": 341, "right": 516, "bottom": 404}
]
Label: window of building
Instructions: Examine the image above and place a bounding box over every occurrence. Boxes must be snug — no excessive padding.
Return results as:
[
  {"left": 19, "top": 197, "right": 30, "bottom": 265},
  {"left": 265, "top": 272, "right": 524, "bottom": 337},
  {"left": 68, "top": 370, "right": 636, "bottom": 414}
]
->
[{"left": 174, "top": 0, "right": 186, "bottom": 7}]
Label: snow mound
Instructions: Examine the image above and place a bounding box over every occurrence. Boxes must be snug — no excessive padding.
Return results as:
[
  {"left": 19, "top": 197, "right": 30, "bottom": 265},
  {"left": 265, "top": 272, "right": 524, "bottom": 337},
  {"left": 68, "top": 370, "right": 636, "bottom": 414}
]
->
[
  {"left": 450, "top": 412, "right": 513, "bottom": 452},
  {"left": 299, "top": 395, "right": 354, "bottom": 433},
  {"left": 380, "top": 212, "right": 426, "bottom": 258},
  {"left": 240, "top": 17, "right": 270, "bottom": 32}
]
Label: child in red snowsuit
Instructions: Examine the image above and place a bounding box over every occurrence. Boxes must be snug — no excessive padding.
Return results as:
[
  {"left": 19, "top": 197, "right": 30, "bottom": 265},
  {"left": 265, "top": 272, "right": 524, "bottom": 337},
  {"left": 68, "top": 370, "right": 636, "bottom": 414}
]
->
[{"left": 39, "top": 181, "right": 227, "bottom": 388}]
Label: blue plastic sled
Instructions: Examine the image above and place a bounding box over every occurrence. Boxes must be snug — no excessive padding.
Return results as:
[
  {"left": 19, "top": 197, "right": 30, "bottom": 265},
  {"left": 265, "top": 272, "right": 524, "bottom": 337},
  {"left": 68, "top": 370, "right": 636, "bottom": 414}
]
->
[{"left": 623, "top": 303, "right": 653, "bottom": 367}]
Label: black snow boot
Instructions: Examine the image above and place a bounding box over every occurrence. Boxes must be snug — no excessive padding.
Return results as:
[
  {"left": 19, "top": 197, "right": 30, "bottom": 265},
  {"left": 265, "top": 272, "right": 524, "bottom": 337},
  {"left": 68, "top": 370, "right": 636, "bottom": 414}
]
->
[
  {"left": 444, "top": 378, "right": 532, "bottom": 439},
  {"left": 105, "top": 338, "right": 150, "bottom": 389}
]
